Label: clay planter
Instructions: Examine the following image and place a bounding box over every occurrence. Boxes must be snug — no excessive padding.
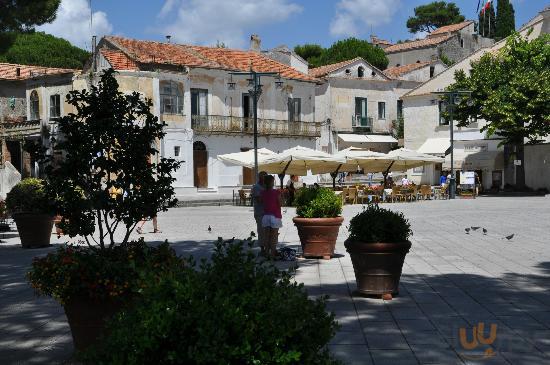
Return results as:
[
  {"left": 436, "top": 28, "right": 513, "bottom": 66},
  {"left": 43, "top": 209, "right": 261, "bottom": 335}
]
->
[
  {"left": 12, "top": 213, "right": 54, "bottom": 248},
  {"left": 344, "top": 240, "right": 411, "bottom": 297},
  {"left": 64, "top": 296, "right": 127, "bottom": 352},
  {"left": 293, "top": 216, "right": 344, "bottom": 259}
]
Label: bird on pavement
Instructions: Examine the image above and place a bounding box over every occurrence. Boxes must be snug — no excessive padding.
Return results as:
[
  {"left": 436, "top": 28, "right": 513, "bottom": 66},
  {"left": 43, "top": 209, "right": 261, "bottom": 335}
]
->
[
  {"left": 483, "top": 228, "right": 488, "bottom": 235},
  {"left": 503, "top": 234, "right": 514, "bottom": 240},
  {"left": 208, "top": 225, "right": 212, "bottom": 233},
  {"left": 471, "top": 226, "right": 481, "bottom": 231},
  {"left": 465, "top": 228, "right": 471, "bottom": 234}
]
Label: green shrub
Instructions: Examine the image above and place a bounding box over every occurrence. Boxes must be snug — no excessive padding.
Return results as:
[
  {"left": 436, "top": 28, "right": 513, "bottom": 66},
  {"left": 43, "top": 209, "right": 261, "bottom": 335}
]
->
[
  {"left": 6, "top": 178, "right": 53, "bottom": 214},
  {"left": 295, "top": 187, "right": 342, "bottom": 218},
  {"left": 27, "top": 240, "right": 185, "bottom": 305},
  {"left": 85, "top": 239, "right": 339, "bottom": 365},
  {"left": 348, "top": 205, "right": 412, "bottom": 243}
]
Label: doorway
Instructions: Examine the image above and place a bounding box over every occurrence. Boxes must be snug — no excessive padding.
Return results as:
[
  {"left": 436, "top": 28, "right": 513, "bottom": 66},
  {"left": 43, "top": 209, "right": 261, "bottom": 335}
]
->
[
  {"left": 193, "top": 141, "right": 208, "bottom": 188},
  {"left": 6, "top": 141, "right": 22, "bottom": 173},
  {"left": 240, "top": 147, "right": 254, "bottom": 185}
]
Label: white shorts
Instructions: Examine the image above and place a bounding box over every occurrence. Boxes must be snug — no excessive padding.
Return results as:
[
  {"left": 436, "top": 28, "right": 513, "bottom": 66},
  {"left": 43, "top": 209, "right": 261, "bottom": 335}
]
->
[{"left": 262, "top": 215, "right": 282, "bottom": 228}]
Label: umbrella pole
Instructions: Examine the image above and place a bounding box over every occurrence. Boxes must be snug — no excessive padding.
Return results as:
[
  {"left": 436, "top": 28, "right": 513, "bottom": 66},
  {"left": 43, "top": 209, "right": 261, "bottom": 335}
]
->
[
  {"left": 331, "top": 164, "right": 342, "bottom": 189},
  {"left": 383, "top": 161, "right": 395, "bottom": 187},
  {"left": 280, "top": 159, "right": 293, "bottom": 190}
]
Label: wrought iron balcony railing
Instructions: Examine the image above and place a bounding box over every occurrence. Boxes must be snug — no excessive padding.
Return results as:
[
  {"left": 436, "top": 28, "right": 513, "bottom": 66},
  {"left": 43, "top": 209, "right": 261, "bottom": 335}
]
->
[
  {"left": 191, "top": 115, "right": 321, "bottom": 137},
  {"left": 352, "top": 116, "right": 373, "bottom": 131}
]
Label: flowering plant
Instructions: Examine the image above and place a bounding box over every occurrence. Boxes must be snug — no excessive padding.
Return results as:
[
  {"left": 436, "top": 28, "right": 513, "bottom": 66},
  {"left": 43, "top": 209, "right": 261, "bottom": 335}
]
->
[{"left": 27, "top": 239, "right": 184, "bottom": 304}]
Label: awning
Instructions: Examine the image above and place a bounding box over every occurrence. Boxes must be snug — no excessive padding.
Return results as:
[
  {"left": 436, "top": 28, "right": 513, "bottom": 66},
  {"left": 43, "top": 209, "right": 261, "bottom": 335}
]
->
[
  {"left": 338, "top": 134, "right": 397, "bottom": 143},
  {"left": 443, "top": 151, "right": 504, "bottom": 170},
  {"left": 417, "top": 138, "right": 450, "bottom": 155}
]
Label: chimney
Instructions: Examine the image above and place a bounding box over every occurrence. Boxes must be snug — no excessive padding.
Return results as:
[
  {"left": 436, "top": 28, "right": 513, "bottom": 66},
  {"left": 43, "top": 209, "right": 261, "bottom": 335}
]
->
[
  {"left": 166, "top": 35, "right": 171, "bottom": 43},
  {"left": 15, "top": 67, "right": 20, "bottom": 77},
  {"left": 250, "top": 34, "right": 261, "bottom": 52}
]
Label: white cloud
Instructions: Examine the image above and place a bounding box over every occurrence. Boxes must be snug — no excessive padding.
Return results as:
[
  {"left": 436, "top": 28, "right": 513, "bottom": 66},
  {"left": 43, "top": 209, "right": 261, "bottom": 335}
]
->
[
  {"left": 156, "top": 0, "right": 302, "bottom": 48},
  {"left": 37, "top": 0, "right": 113, "bottom": 50},
  {"left": 330, "top": 0, "right": 401, "bottom": 37}
]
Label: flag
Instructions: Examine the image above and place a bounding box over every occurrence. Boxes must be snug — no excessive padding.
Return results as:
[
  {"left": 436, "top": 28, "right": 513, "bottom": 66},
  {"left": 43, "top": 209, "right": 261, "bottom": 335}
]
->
[{"left": 481, "top": 0, "right": 492, "bottom": 14}]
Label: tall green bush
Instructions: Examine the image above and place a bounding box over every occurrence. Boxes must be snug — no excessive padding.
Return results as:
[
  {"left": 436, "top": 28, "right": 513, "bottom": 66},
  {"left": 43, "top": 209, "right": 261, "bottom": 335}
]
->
[
  {"left": 6, "top": 178, "right": 53, "bottom": 214},
  {"left": 348, "top": 205, "right": 412, "bottom": 243},
  {"left": 295, "top": 188, "right": 342, "bottom": 218},
  {"left": 85, "top": 239, "right": 340, "bottom": 364}
]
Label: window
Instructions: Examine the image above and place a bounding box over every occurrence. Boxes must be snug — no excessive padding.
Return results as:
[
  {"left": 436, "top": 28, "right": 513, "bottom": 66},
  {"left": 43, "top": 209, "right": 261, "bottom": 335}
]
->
[
  {"left": 160, "top": 81, "right": 184, "bottom": 114},
  {"left": 378, "top": 102, "right": 386, "bottom": 120},
  {"left": 191, "top": 89, "right": 208, "bottom": 116},
  {"left": 288, "top": 98, "right": 301, "bottom": 122},
  {"left": 174, "top": 146, "right": 180, "bottom": 157},
  {"left": 50, "top": 94, "right": 61, "bottom": 119},
  {"left": 357, "top": 66, "right": 364, "bottom": 78},
  {"left": 460, "top": 39, "right": 464, "bottom": 48},
  {"left": 345, "top": 69, "right": 351, "bottom": 75},
  {"left": 438, "top": 101, "right": 448, "bottom": 125},
  {"left": 429, "top": 66, "right": 435, "bottom": 78},
  {"left": 354, "top": 97, "right": 368, "bottom": 128},
  {"left": 397, "top": 100, "right": 403, "bottom": 119},
  {"left": 242, "top": 94, "right": 253, "bottom": 118},
  {"left": 30, "top": 90, "right": 39, "bottom": 120}
]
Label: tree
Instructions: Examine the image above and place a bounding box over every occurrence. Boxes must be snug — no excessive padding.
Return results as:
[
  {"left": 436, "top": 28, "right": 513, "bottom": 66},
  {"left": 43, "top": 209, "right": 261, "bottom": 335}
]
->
[
  {"left": 0, "top": 31, "right": 89, "bottom": 69},
  {"left": 478, "top": 2, "right": 496, "bottom": 39},
  {"left": 448, "top": 33, "right": 550, "bottom": 189},
  {"left": 294, "top": 44, "right": 324, "bottom": 68},
  {"left": 495, "top": 0, "right": 515, "bottom": 40},
  {"left": 39, "top": 69, "right": 181, "bottom": 248},
  {"left": 406, "top": 1, "right": 465, "bottom": 33},
  {"left": 0, "top": 0, "right": 60, "bottom": 32}
]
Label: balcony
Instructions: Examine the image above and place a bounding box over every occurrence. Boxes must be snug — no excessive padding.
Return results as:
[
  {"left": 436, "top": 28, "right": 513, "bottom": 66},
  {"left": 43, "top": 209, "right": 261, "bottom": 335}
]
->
[
  {"left": 0, "top": 119, "right": 41, "bottom": 138},
  {"left": 352, "top": 116, "right": 373, "bottom": 131},
  {"left": 191, "top": 115, "right": 321, "bottom": 138}
]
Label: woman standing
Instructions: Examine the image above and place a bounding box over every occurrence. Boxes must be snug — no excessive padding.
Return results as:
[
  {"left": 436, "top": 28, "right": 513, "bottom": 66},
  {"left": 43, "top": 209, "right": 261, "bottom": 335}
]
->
[{"left": 261, "top": 175, "right": 283, "bottom": 259}]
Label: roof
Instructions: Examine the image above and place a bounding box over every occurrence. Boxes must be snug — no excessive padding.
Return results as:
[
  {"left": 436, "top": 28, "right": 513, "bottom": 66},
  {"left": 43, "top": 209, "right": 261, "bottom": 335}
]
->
[
  {"left": 428, "top": 21, "right": 474, "bottom": 37},
  {"left": 0, "top": 63, "right": 76, "bottom": 81},
  {"left": 102, "top": 36, "right": 316, "bottom": 82},
  {"left": 338, "top": 134, "right": 397, "bottom": 143},
  {"left": 383, "top": 61, "right": 432, "bottom": 78},
  {"left": 384, "top": 34, "right": 454, "bottom": 54},
  {"left": 100, "top": 49, "right": 138, "bottom": 70},
  {"left": 308, "top": 57, "right": 363, "bottom": 78}
]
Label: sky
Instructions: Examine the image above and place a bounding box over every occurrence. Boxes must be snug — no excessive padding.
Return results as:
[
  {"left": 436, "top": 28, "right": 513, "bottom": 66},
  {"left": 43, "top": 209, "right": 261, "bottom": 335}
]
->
[{"left": 37, "top": 0, "right": 547, "bottom": 51}]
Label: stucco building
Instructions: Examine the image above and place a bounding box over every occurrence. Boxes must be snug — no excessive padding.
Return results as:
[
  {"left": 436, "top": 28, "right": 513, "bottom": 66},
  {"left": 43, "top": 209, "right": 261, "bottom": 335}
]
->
[
  {"left": 402, "top": 7, "right": 550, "bottom": 191},
  {"left": 29, "top": 35, "right": 321, "bottom": 199},
  {"left": 311, "top": 57, "right": 421, "bottom": 153},
  {"left": 385, "top": 21, "right": 494, "bottom": 68}
]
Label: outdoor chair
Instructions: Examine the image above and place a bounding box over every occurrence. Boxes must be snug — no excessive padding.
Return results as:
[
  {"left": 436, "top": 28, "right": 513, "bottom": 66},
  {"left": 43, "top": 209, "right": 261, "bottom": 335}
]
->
[
  {"left": 238, "top": 189, "right": 251, "bottom": 206},
  {"left": 346, "top": 188, "right": 358, "bottom": 204},
  {"left": 420, "top": 185, "right": 432, "bottom": 200},
  {"left": 342, "top": 187, "right": 349, "bottom": 205},
  {"left": 391, "top": 187, "right": 404, "bottom": 202}
]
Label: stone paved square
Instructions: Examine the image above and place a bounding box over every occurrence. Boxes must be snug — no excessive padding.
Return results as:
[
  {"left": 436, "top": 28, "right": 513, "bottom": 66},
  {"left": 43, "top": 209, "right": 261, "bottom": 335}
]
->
[{"left": 1, "top": 197, "right": 550, "bottom": 364}]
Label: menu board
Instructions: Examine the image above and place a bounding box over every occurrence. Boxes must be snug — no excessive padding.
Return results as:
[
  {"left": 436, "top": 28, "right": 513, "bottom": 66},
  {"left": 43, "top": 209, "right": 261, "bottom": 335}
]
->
[{"left": 460, "top": 171, "right": 475, "bottom": 185}]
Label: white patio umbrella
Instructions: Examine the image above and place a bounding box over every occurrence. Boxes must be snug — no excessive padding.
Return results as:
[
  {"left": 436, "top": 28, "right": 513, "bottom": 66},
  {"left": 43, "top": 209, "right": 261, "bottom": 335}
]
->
[
  {"left": 217, "top": 148, "right": 275, "bottom": 167},
  {"left": 334, "top": 147, "right": 388, "bottom": 173},
  {"left": 380, "top": 148, "right": 445, "bottom": 173},
  {"left": 258, "top": 146, "right": 346, "bottom": 187}
]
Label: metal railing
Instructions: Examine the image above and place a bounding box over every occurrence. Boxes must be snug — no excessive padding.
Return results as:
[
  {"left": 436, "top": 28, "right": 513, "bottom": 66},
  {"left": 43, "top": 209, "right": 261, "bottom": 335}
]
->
[
  {"left": 352, "top": 116, "right": 373, "bottom": 130},
  {"left": 191, "top": 115, "right": 321, "bottom": 137},
  {"left": 0, "top": 120, "right": 41, "bottom": 138}
]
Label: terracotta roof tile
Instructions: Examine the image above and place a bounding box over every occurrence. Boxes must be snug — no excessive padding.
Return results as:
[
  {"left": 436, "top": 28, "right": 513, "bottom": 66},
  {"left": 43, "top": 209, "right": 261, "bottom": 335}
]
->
[
  {"left": 428, "top": 21, "right": 474, "bottom": 37},
  {"left": 308, "top": 57, "right": 363, "bottom": 78},
  {"left": 102, "top": 36, "right": 316, "bottom": 82},
  {"left": 100, "top": 49, "right": 138, "bottom": 70},
  {"left": 384, "top": 34, "right": 454, "bottom": 54},
  {"left": 383, "top": 61, "right": 431, "bottom": 78},
  {"left": 0, "top": 63, "right": 76, "bottom": 81}
]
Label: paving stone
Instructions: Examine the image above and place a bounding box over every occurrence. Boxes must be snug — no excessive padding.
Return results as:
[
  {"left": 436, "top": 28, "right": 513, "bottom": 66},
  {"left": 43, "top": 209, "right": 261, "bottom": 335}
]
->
[{"left": 370, "top": 349, "right": 419, "bottom": 365}]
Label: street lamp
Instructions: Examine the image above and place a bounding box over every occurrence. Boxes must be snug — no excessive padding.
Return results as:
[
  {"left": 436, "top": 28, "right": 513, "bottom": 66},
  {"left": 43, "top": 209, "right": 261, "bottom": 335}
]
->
[
  {"left": 228, "top": 68, "right": 281, "bottom": 182},
  {"left": 432, "top": 90, "right": 472, "bottom": 199}
]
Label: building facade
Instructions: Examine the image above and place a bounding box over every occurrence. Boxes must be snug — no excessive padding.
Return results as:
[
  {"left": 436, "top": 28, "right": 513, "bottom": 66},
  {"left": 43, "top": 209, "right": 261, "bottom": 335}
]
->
[
  {"left": 30, "top": 36, "right": 321, "bottom": 199},
  {"left": 312, "top": 57, "right": 420, "bottom": 153}
]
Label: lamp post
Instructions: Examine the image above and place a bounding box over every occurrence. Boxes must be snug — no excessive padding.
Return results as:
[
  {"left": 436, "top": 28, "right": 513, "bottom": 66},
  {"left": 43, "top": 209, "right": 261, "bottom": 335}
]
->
[
  {"left": 229, "top": 69, "right": 280, "bottom": 182},
  {"left": 432, "top": 90, "right": 472, "bottom": 199}
]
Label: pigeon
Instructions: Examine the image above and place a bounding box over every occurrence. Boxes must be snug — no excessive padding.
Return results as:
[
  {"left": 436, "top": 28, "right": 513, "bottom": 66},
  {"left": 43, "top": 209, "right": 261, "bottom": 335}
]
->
[
  {"left": 504, "top": 234, "right": 514, "bottom": 240},
  {"left": 482, "top": 228, "right": 488, "bottom": 235},
  {"left": 471, "top": 226, "right": 481, "bottom": 231},
  {"left": 283, "top": 209, "right": 288, "bottom": 214},
  {"left": 465, "top": 228, "right": 471, "bottom": 234},
  {"left": 208, "top": 225, "right": 212, "bottom": 233}
]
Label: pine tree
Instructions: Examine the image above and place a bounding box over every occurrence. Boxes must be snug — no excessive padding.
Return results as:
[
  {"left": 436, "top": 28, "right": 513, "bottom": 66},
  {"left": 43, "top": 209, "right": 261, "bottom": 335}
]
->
[
  {"left": 478, "top": 3, "right": 496, "bottom": 39},
  {"left": 495, "top": 0, "right": 515, "bottom": 40}
]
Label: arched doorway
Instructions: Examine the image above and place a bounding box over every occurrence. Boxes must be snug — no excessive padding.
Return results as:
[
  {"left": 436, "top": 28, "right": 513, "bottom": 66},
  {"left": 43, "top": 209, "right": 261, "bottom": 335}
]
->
[{"left": 193, "top": 141, "right": 208, "bottom": 188}]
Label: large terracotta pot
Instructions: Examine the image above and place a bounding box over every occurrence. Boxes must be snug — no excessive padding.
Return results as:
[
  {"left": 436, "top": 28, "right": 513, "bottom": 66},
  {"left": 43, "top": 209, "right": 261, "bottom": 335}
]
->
[
  {"left": 64, "top": 296, "right": 127, "bottom": 352},
  {"left": 293, "top": 216, "right": 344, "bottom": 259},
  {"left": 13, "top": 213, "right": 54, "bottom": 248},
  {"left": 344, "top": 240, "right": 411, "bottom": 297}
]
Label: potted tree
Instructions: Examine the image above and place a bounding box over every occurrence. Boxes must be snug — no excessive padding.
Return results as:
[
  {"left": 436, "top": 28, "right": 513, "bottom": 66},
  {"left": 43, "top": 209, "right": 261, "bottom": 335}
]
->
[
  {"left": 344, "top": 205, "right": 412, "bottom": 299},
  {"left": 27, "top": 69, "right": 182, "bottom": 352},
  {"left": 6, "top": 178, "right": 54, "bottom": 248},
  {"left": 293, "top": 187, "right": 343, "bottom": 259}
]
